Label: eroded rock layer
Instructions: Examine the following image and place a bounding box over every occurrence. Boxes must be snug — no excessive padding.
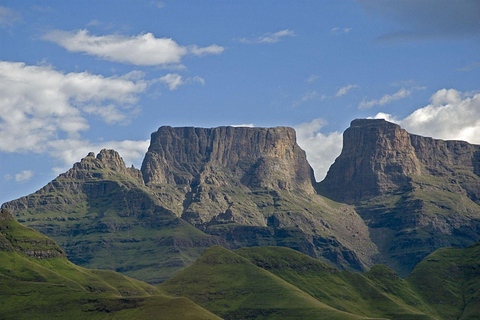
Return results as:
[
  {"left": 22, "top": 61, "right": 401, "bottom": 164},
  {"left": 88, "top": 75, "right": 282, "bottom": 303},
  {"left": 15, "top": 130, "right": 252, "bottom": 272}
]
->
[{"left": 319, "top": 119, "right": 480, "bottom": 275}]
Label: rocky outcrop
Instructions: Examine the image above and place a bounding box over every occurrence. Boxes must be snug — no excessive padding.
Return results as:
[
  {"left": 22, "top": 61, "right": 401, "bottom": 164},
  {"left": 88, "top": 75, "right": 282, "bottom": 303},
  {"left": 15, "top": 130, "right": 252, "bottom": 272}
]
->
[
  {"left": 142, "top": 126, "right": 315, "bottom": 194},
  {"left": 319, "top": 119, "right": 422, "bottom": 203},
  {"left": 63, "top": 149, "right": 144, "bottom": 182},
  {"left": 320, "top": 119, "right": 480, "bottom": 204},
  {"left": 319, "top": 119, "right": 480, "bottom": 276},
  {"left": 140, "top": 126, "right": 377, "bottom": 272}
]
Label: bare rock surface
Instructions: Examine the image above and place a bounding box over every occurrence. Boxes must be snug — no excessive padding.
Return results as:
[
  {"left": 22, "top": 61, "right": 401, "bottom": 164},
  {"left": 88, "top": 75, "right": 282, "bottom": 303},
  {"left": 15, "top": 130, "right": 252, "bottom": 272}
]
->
[{"left": 319, "top": 119, "right": 480, "bottom": 275}]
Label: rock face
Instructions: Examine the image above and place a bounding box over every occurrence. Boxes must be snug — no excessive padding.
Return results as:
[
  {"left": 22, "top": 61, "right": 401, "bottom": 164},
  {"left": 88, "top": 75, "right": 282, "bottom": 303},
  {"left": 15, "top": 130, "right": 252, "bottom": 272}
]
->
[
  {"left": 142, "top": 126, "right": 315, "bottom": 193},
  {"left": 320, "top": 119, "right": 421, "bottom": 203},
  {"left": 319, "top": 119, "right": 480, "bottom": 275},
  {"left": 140, "top": 126, "right": 376, "bottom": 271}
]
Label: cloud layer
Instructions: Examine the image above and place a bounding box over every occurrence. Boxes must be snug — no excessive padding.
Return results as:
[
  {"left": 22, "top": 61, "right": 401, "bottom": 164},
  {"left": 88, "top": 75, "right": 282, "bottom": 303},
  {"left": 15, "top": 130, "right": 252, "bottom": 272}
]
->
[
  {"left": 359, "top": 86, "right": 425, "bottom": 109},
  {"left": 335, "top": 84, "right": 359, "bottom": 97},
  {"left": 0, "top": 6, "right": 20, "bottom": 28},
  {"left": 15, "top": 170, "right": 34, "bottom": 183},
  {"left": 0, "top": 61, "right": 150, "bottom": 170},
  {"left": 159, "top": 73, "right": 205, "bottom": 90},
  {"left": 43, "top": 29, "right": 224, "bottom": 66}
]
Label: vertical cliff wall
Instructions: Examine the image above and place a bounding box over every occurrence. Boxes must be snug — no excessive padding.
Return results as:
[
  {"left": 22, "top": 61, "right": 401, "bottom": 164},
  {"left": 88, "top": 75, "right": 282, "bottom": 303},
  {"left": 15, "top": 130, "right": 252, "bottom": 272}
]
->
[
  {"left": 141, "top": 126, "right": 316, "bottom": 194},
  {"left": 319, "top": 119, "right": 480, "bottom": 275}
]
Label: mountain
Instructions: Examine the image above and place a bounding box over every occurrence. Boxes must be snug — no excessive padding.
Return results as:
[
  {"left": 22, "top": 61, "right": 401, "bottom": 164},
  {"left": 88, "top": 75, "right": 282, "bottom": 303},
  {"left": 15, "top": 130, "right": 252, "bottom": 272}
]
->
[
  {"left": 319, "top": 119, "right": 480, "bottom": 276},
  {"left": 141, "top": 126, "right": 377, "bottom": 271},
  {"left": 0, "top": 208, "right": 220, "bottom": 320},
  {"left": 2, "top": 150, "right": 224, "bottom": 284},
  {"left": 3, "top": 126, "right": 378, "bottom": 282},
  {"left": 5, "top": 120, "right": 480, "bottom": 280}
]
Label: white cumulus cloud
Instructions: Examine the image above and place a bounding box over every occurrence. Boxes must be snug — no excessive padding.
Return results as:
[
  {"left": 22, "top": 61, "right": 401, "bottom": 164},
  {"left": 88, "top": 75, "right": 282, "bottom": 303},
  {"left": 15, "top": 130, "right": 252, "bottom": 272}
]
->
[
  {"left": 0, "top": 61, "right": 147, "bottom": 155},
  {"left": 0, "top": 60, "right": 151, "bottom": 173},
  {"left": 15, "top": 170, "right": 34, "bottom": 183},
  {"left": 43, "top": 29, "right": 223, "bottom": 66},
  {"left": 295, "top": 118, "right": 343, "bottom": 181},
  {"left": 374, "top": 88, "right": 480, "bottom": 144}
]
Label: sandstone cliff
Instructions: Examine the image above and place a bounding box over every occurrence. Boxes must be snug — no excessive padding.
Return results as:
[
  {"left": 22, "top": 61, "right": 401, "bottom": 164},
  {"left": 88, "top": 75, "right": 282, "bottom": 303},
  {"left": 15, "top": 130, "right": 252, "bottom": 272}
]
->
[
  {"left": 142, "top": 126, "right": 315, "bottom": 193},
  {"left": 141, "top": 126, "right": 377, "bottom": 271},
  {"left": 4, "top": 128, "right": 378, "bottom": 280},
  {"left": 319, "top": 119, "right": 480, "bottom": 275}
]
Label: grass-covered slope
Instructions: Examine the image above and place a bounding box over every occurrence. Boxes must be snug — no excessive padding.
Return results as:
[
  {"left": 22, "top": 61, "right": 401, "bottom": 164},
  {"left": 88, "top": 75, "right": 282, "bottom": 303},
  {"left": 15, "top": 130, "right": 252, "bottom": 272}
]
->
[
  {"left": 0, "top": 208, "right": 220, "bottom": 320},
  {"left": 235, "top": 246, "right": 436, "bottom": 320},
  {"left": 407, "top": 242, "right": 480, "bottom": 320},
  {"left": 161, "top": 246, "right": 380, "bottom": 320},
  {"left": 2, "top": 150, "right": 224, "bottom": 284}
]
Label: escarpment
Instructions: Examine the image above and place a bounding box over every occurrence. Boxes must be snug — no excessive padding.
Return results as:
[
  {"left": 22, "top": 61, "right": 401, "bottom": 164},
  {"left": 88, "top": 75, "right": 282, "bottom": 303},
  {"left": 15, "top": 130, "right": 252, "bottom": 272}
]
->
[
  {"left": 141, "top": 126, "right": 316, "bottom": 193},
  {"left": 7, "top": 120, "right": 480, "bottom": 279},
  {"left": 319, "top": 119, "right": 480, "bottom": 275}
]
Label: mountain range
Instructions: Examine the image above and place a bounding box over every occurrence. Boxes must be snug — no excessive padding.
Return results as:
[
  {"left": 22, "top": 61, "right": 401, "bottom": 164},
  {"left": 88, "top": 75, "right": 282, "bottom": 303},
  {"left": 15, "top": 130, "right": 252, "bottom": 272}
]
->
[{"left": 2, "top": 118, "right": 480, "bottom": 319}]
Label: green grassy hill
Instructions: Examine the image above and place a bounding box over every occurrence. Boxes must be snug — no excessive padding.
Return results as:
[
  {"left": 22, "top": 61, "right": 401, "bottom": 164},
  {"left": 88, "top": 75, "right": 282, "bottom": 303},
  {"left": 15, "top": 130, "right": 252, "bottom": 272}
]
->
[
  {"left": 235, "top": 246, "right": 436, "bottom": 320},
  {"left": 0, "top": 208, "right": 220, "bottom": 320},
  {"left": 162, "top": 244, "right": 480, "bottom": 319},
  {"left": 161, "top": 246, "right": 381, "bottom": 320},
  {"left": 407, "top": 242, "right": 480, "bottom": 320}
]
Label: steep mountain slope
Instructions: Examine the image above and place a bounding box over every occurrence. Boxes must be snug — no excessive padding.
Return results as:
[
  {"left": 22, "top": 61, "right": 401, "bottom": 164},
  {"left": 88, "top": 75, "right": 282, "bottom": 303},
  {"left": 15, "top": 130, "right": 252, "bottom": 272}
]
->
[
  {"left": 2, "top": 150, "right": 224, "bottom": 283},
  {"left": 319, "top": 119, "right": 480, "bottom": 276},
  {"left": 142, "top": 126, "right": 377, "bottom": 271},
  {"left": 0, "top": 208, "right": 220, "bottom": 320}
]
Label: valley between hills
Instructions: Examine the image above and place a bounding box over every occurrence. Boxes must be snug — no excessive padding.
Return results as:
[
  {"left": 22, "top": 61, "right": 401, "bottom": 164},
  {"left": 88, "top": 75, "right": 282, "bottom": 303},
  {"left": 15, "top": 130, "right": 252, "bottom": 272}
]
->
[{"left": 2, "top": 118, "right": 480, "bottom": 319}]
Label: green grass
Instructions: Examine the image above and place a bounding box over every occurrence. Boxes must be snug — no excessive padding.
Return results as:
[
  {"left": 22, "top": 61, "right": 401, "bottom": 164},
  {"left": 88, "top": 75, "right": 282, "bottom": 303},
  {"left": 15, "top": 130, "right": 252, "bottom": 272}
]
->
[
  {"left": 407, "top": 242, "right": 480, "bottom": 320},
  {"left": 0, "top": 211, "right": 221, "bottom": 320},
  {"left": 235, "top": 246, "right": 436, "bottom": 320},
  {"left": 161, "top": 246, "right": 380, "bottom": 320}
]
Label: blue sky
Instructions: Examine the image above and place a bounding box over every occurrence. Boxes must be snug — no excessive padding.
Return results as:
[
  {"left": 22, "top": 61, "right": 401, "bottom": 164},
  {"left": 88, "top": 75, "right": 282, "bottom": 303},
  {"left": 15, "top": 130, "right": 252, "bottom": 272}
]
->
[{"left": 1, "top": 0, "right": 480, "bottom": 204}]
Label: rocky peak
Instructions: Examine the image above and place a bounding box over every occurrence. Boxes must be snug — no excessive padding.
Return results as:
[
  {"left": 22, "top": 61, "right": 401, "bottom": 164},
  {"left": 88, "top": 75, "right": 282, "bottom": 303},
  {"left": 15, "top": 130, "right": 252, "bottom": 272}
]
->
[
  {"left": 319, "top": 119, "right": 422, "bottom": 203},
  {"left": 319, "top": 119, "right": 480, "bottom": 204},
  {"left": 63, "top": 149, "right": 143, "bottom": 182},
  {"left": 141, "top": 126, "right": 316, "bottom": 194}
]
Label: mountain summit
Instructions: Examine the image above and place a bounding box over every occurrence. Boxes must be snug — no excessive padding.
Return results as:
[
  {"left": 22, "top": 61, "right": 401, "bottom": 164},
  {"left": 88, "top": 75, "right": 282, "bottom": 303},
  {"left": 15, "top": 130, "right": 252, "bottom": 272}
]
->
[{"left": 319, "top": 119, "right": 480, "bottom": 275}]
